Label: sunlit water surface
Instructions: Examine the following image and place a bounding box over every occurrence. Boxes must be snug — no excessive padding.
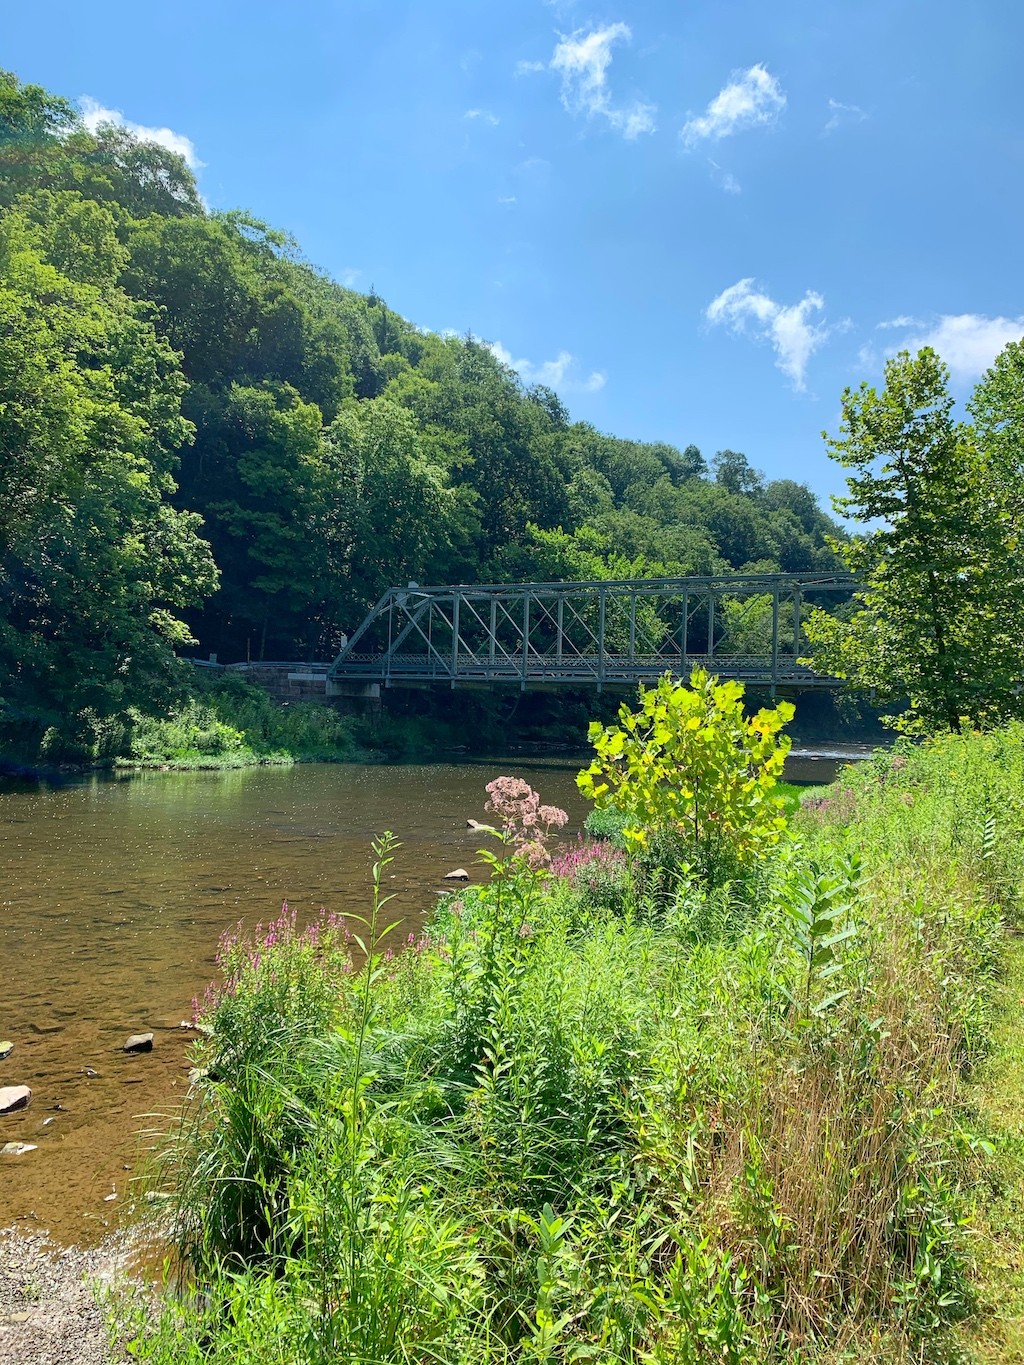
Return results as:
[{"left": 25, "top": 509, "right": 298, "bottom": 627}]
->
[{"left": 0, "top": 748, "right": 864, "bottom": 1242}]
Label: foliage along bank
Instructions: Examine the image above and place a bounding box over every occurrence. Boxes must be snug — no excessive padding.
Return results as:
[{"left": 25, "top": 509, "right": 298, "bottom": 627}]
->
[
  {"left": 804, "top": 345, "right": 1024, "bottom": 735},
  {"left": 0, "top": 70, "right": 845, "bottom": 764},
  {"left": 117, "top": 677, "right": 1024, "bottom": 1363}
]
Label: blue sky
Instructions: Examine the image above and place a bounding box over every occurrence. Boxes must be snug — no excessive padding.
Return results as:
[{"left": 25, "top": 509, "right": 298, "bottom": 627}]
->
[{"left": 6, "top": 1, "right": 1022, "bottom": 506}]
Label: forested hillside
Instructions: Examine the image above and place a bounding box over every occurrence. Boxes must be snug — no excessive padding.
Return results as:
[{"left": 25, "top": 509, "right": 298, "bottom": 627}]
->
[{"left": 0, "top": 70, "right": 842, "bottom": 757}]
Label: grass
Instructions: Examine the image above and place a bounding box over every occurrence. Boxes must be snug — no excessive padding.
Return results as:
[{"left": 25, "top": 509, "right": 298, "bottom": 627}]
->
[
  {"left": 115, "top": 727, "right": 1024, "bottom": 1364},
  {"left": 954, "top": 936, "right": 1024, "bottom": 1362},
  {"left": 102, "top": 675, "right": 493, "bottom": 770}
]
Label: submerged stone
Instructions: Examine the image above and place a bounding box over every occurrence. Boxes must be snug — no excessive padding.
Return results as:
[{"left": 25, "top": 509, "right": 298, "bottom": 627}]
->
[
  {"left": 123, "top": 1032, "right": 154, "bottom": 1053},
  {"left": 1, "top": 1142, "right": 36, "bottom": 1156},
  {"left": 0, "top": 1085, "right": 31, "bottom": 1114},
  {"left": 0, "top": 1041, "right": 12, "bottom": 1060}
]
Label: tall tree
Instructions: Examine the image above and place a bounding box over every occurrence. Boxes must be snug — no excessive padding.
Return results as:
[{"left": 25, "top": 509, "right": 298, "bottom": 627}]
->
[
  {"left": 804, "top": 347, "right": 1022, "bottom": 732},
  {"left": 712, "top": 448, "right": 763, "bottom": 498},
  {"left": 0, "top": 194, "right": 217, "bottom": 745}
]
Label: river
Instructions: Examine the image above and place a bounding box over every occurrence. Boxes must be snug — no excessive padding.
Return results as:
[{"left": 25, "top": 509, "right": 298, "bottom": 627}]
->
[{"left": 0, "top": 749, "right": 866, "bottom": 1242}]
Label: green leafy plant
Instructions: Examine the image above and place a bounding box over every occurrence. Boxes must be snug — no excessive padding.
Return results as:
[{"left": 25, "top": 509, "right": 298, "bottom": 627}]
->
[
  {"left": 782, "top": 853, "right": 862, "bottom": 1018},
  {"left": 577, "top": 668, "right": 794, "bottom": 888},
  {"left": 126, "top": 737, "right": 1024, "bottom": 1364}
]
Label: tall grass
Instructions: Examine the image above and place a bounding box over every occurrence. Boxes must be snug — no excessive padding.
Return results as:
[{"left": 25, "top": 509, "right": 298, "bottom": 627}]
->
[{"left": 121, "top": 728, "right": 1024, "bottom": 1363}]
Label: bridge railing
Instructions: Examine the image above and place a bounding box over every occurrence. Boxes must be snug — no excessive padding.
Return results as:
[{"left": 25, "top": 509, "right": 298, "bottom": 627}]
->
[{"left": 329, "top": 572, "right": 857, "bottom": 692}]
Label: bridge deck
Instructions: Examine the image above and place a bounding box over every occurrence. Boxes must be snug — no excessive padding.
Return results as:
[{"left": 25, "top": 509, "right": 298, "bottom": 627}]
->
[{"left": 329, "top": 572, "right": 856, "bottom": 693}]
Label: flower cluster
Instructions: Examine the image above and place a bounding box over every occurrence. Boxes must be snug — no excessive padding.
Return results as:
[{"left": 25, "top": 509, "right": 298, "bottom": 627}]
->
[
  {"left": 484, "top": 776, "right": 569, "bottom": 868},
  {"left": 550, "top": 836, "right": 627, "bottom": 885},
  {"left": 550, "top": 836, "right": 628, "bottom": 910},
  {"left": 193, "top": 902, "right": 351, "bottom": 1023}
]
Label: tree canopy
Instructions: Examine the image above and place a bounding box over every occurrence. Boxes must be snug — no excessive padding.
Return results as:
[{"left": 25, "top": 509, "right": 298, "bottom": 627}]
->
[
  {"left": 804, "top": 347, "right": 1024, "bottom": 732},
  {"left": 0, "top": 67, "right": 846, "bottom": 753}
]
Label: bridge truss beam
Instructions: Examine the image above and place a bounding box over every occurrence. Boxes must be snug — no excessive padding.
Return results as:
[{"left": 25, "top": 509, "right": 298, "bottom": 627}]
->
[{"left": 327, "top": 572, "right": 857, "bottom": 693}]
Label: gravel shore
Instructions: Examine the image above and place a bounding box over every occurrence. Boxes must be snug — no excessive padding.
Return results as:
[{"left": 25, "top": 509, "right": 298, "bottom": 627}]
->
[{"left": 0, "top": 1227, "right": 134, "bottom": 1365}]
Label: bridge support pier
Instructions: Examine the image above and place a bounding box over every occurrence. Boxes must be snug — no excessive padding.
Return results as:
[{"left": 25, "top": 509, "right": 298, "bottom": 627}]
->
[{"left": 326, "top": 680, "right": 381, "bottom": 701}]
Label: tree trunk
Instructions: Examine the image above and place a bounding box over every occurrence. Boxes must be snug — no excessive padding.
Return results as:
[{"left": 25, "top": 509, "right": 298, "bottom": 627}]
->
[{"left": 926, "top": 568, "right": 960, "bottom": 733}]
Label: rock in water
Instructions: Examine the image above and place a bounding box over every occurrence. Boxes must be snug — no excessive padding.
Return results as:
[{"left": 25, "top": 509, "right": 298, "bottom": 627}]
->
[
  {"left": 123, "top": 1032, "right": 154, "bottom": 1053},
  {"left": 0, "top": 1041, "right": 12, "bottom": 1060},
  {"left": 0, "top": 1085, "right": 31, "bottom": 1114},
  {"left": 444, "top": 868, "right": 470, "bottom": 881},
  {"left": 1, "top": 1142, "right": 37, "bottom": 1156}
]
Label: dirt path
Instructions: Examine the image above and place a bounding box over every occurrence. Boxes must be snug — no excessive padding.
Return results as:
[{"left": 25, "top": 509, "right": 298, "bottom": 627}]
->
[{"left": 0, "top": 1227, "right": 133, "bottom": 1365}]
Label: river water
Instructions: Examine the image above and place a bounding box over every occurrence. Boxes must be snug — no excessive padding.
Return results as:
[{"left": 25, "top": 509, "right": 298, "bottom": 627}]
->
[{"left": 0, "top": 749, "right": 866, "bottom": 1242}]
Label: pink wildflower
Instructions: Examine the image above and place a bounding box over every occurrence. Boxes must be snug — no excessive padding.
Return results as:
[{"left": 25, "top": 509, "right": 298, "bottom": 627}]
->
[
  {"left": 538, "top": 805, "right": 569, "bottom": 830},
  {"left": 484, "top": 776, "right": 569, "bottom": 868}
]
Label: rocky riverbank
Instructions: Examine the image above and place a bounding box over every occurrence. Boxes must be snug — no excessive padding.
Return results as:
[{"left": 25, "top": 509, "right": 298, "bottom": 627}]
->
[{"left": 0, "top": 1226, "right": 139, "bottom": 1365}]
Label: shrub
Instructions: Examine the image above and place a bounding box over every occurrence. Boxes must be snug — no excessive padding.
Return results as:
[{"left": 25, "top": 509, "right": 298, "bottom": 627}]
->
[
  {"left": 578, "top": 668, "right": 793, "bottom": 888},
  {"left": 583, "top": 801, "right": 630, "bottom": 845},
  {"left": 163, "top": 905, "right": 355, "bottom": 1271},
  {"left": 126, "top": 673, "right": 364, "bottom": 766}
]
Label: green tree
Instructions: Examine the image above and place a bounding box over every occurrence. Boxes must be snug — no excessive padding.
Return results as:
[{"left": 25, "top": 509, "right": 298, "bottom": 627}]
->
[
  {"left": 0, "top": 195, "right": 217, "bottom": 751},
  {"left": 968, "top": 337, "right": 1024, "bottom": 611},
  {"left": 193, "top": 383, "right": 338, "bottom": 657},
  {"left": 718, "top": 593, "right": 777, "bottom": 655},
  {"left": 329, "top": 396, "right": 456, "bottom": 613},
  {"left": 679, "top": 443, "right": 707, "bottom": 480},
  {"left": 804, "top": 347, "right": 1022, "bottom": 732},
  {"left": 0, "top": 70, "right": 77, "bottom": 206},
  {"left": 712, "top": 448, "right": 763, "bottom": 498},
  {"left": 0, "top": 70, "right": 202, "bottom": 218}
]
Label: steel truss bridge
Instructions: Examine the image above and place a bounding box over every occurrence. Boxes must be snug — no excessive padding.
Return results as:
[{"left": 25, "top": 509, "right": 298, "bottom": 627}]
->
[{"left": 327, "top": 572, "right": 857, "bottom": 695}]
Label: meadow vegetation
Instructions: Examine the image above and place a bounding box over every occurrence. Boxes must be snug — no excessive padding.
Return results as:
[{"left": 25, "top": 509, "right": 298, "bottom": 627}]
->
[
  {"left": 121, "top": 673, "right": 367, "bottom": 769},
  {"left": 116, "top": 675, "right": 1024, "bottom": 1363}
]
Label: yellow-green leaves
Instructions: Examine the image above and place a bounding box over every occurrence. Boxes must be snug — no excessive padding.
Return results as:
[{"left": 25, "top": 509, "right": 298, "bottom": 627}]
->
[{"left": 577, "top": 668, "right": 794, "bottom": 886}]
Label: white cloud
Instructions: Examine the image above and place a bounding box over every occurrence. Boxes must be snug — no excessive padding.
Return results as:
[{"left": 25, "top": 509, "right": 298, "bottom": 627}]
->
[
  {"left": 486, "top": 340, "right": 605, "bottom": 392},
  {"left": 877, "top": 315, "right": 920, "bottom": 330},
  {"left": 497, "top": 194, "right": 517, "bottom": 205},
  {"left": 681, "top": 64, "right": 785, "bottom": 147},
  {"left": 857, "top": 343, "right": 878, "bottom": 371},
  {"left": 79, "top": 96, "right": 203, "bottom": 169},
  {"left": 824, "top": 98, "right": 867, "bottom": 134},
  {"left": 902, "top": 314, "right": 1024, "bottom": 382},
  {"left": 339, "top": 268, "right": 362, "bottom": 289},
  {"left": 464, "top": 108, "right": 499, "bottom": 125},
  {"left": 706, "top": 278, "right": 830, "bottom": 390},
  {"left": 516, "top": 59, "right": 548, "bottom": 76},
  {"left": 708, "top": 159, "right": 741, "bottom": 194},
  {"left": 550, "top": 23, "right": 656, "bottom": 138}
]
